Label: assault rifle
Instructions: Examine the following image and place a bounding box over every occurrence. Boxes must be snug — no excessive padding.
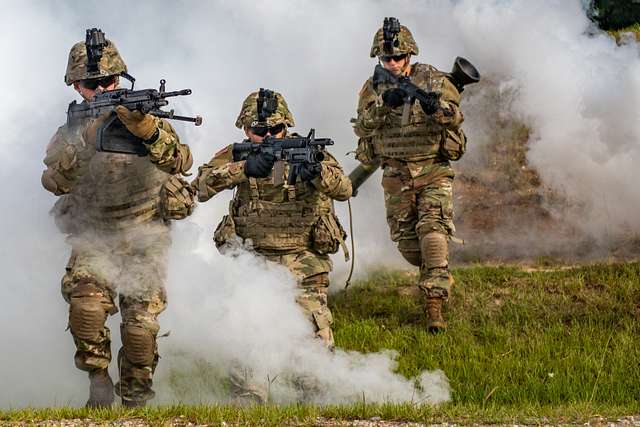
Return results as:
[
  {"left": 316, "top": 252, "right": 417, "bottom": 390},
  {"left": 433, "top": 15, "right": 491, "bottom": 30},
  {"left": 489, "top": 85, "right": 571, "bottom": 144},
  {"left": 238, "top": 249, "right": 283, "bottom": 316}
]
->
[
  {"left": 67, "top": 79, "right": 203, "bottom": 155},
  {"left": 372, "top": 56, "right": 481, "bottom": 115},
  {"left": 232, "top": 129, "right": 333, "bottom": 185}
]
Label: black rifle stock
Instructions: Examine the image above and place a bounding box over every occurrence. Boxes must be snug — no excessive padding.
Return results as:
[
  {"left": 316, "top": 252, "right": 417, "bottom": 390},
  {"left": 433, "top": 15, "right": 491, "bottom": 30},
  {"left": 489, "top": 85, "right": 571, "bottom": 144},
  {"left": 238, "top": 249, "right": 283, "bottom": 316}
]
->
[{"left": 232, "top": 129, "right": 333, "bottom": 185}]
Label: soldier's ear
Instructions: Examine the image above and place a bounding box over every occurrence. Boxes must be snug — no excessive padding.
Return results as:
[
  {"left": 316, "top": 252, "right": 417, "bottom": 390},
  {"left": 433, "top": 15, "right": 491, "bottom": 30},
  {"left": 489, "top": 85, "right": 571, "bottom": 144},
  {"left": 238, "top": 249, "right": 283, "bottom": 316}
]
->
[{"left": 243, "top": 126, "right": 251, "bottom": 138}]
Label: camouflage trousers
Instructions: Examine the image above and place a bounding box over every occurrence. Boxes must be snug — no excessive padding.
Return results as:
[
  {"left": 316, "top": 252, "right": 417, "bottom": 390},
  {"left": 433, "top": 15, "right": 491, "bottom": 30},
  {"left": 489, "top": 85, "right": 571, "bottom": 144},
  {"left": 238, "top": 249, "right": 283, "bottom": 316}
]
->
[
  {"left": 227, "top": 248, "right": 333, "bottom": 404},
  {"left": 263, "top": 249, "right": 334, "bottom": 349},
  {"left": 61, "top": 223, "right": 169, "bottom": 402},
  {"left": 381, "top": 159, "right": 455, "bottom": 298}
]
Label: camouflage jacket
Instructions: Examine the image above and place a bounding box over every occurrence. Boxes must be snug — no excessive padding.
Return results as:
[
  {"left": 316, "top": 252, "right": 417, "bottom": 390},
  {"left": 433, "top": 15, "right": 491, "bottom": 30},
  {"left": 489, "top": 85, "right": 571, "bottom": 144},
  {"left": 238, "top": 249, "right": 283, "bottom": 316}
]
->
[
  {"left": 41, "top": 114, "right": 193, "bottom": 232},
  {"left": 352, "top": 62, "right": 466, "bottom": 167},
  {"left": 192, "top": 139, "right": 352, "bottom": 254}
]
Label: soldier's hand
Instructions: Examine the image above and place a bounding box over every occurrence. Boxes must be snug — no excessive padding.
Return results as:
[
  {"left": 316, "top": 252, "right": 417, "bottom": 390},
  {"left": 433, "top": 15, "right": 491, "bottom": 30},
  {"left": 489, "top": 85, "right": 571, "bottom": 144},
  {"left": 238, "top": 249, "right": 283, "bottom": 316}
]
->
[
  {"left": 419, "top": 90, "right": 441, "bottom": 115},
  {"left": 298, "top": 162, "right": 322, "bottom": 182},
  {"left": 244, "top": 151, "right": 276, "bottom": 178},
  {"left": 115, "top": 106, "right": 159, "bottom": 141},
  {"left": 381, "top": 88, "right": 407, "bottom": 108}
]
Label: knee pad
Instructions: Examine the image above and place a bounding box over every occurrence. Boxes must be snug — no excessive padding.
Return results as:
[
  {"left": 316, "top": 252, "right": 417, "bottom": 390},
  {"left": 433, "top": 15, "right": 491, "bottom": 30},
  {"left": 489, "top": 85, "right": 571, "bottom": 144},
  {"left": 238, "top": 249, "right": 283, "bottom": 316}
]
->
[
  {"left": 121, "top": 323, "right": 156, "bottom": 366},
  {"left": 420, "top": 232, "right": 448, "bottom": 269},
  {"left": 69, "top": 283, "right": 109, "bottom": 341},
  {"left": 397, "top": 239, "right": 421, "bottom": 266}
]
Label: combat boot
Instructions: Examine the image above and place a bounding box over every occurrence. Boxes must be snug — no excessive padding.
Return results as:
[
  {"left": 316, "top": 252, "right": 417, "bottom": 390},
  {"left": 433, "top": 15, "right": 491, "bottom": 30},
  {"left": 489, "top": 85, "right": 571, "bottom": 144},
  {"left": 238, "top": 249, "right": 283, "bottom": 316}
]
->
[
  {"left": 122, "top": 398, "right": 147, "bottom": 408},
  {"left": 86, "top": 368, "right": 114, "bottom": 408},
  {"left": 425, "top": 296, "right": 447, "bottom": 333}
]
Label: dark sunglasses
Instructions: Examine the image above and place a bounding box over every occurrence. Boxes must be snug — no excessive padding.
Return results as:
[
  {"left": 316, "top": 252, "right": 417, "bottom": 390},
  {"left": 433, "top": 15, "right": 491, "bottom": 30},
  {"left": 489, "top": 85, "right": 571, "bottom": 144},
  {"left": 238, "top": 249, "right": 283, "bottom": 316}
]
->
[
  {"left": 381, "top": 54, "right": 408, "bottom": 63},
  {"left": 80, "top": 75, "right": 118, "bottom": 90},
  {"left": 250, "top": 123, "right": 286, "bottom": 137}
]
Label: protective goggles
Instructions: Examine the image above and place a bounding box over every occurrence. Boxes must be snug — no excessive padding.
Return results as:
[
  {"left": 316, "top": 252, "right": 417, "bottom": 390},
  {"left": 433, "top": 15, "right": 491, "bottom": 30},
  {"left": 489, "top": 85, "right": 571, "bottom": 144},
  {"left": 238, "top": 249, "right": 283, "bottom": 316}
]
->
[
  {"left": 80, "top": 75, "right": 118, "bottom": 90},
  {"left": 250, "top": 123, "right": 286, "bottom": 137},
  {"left": 380, "top": 54, "right": 408, "bottom": 63}
]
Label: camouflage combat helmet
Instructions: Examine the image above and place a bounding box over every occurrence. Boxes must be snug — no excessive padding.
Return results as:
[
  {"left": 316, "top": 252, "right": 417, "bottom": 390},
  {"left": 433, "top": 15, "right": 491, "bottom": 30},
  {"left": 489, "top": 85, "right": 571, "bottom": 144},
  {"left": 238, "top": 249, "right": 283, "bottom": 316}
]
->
[
  {"left": 235, "top": 88, "right": 295, "bottom": 129},
  {"left": 64, "top": 29, "right": 127, "bottom": 86},
  {"left": 369, "top": 17, "right": 419, "bottom": 58}
]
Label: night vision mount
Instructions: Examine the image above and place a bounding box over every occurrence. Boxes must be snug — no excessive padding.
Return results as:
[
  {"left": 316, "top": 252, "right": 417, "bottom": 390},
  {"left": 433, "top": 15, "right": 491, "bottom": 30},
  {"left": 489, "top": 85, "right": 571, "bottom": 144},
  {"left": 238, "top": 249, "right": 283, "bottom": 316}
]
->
[
  {"left": 85, "top": 28, "right": 107, "bottom": 74},
  {"left": 257, "top": 88, "right": 278, "bottom": 123},
  {"left": 382, "top": 17, "right": 401, "bottom": 54},
  {"left": 84, "top": 27, "right": 136, "bottom": 89}
]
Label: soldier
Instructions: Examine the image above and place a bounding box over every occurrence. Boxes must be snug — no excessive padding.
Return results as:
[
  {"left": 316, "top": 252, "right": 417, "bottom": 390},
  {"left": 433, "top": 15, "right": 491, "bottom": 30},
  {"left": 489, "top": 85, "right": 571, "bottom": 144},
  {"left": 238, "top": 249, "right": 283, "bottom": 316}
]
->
[
  {"left": 41, "top": 31, "right": 194, "bottom": 407},
  {"left": 351, "top": 18, "right": 468, "bottom": 332},
  {"left": 192, "top": 89, "right": 352, "bottom": 353}
]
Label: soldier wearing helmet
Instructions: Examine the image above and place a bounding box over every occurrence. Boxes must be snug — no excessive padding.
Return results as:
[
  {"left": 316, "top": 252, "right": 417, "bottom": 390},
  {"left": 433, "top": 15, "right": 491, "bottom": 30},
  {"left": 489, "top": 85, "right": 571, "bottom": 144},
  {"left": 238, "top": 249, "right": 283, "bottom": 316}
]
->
[
  {"left": 192, "top": 90, "right": 351, "bottom": 397},
  {"left": 41, "top": 29, "right": 193, "bottom": 408},
  {"left": 352, "top": 18, "right": 469, "bottom": 333}
]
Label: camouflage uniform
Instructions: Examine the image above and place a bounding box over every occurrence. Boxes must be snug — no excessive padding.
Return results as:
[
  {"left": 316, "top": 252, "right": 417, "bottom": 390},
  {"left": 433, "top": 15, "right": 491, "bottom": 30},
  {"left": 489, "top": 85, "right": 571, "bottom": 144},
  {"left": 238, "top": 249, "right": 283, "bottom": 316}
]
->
[
  {"left": 192, "top": 90, "right": 352, "bottom": 350},
  {"left": 352, "top": 21, "right": 467, "bottom": 328},
  {"left": 42, "top": 36, "right": 194, "bottom": 405}
]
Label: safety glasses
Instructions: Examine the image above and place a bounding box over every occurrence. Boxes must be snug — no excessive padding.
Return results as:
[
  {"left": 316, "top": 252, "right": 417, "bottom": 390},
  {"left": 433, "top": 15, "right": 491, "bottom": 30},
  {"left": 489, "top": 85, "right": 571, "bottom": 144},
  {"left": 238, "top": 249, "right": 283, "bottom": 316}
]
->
[
  {"left": 380, "top": 54, "right": 407, "bottom": 63},
  {"left": 80, "top": 75, "right": 118, "bottom": 90},
  {"left": 250, "top": 123, "right": 286, "bottom": 137}
]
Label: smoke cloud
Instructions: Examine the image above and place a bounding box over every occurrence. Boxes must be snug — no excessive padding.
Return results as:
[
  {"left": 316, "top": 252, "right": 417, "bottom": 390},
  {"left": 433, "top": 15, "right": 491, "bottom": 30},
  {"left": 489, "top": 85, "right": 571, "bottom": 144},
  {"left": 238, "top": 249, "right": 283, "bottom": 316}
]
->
[{"left": 0, "top": 0, "right": 637, "bottom": 407}]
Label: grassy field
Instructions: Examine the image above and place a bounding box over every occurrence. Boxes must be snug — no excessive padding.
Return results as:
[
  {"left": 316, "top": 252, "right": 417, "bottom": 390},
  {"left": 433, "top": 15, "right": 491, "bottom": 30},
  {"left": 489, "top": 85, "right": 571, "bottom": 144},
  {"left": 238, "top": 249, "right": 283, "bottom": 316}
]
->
[{"left": 2, "top": 262, "right": 639, "bottom": 425}]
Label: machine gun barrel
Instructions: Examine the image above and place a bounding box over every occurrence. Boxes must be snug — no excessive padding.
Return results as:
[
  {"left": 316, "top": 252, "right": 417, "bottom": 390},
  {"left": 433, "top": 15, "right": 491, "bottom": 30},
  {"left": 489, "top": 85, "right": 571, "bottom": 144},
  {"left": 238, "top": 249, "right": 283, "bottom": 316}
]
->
[{"left": 66, "top": 79, "right": 202, "bottom": 126}]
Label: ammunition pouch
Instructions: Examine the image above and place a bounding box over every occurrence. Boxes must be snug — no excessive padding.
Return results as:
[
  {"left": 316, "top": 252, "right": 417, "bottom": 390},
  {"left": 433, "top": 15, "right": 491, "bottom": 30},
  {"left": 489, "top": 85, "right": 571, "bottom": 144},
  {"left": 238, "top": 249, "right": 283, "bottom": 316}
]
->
[
  {"left": 372, "top": 124, "right": 441, "bottom": 160},
  {"left": 355, "top": 137, "right": 377, "bottom": 165},
  {"left": 213, "top": 214, "right": 237, "bottom": 249},
  {"left": 159, "top": 175, "right": 196, "bottom": 220},
  {"left": 311, "top": 213, "right": 349, "bottom": 260},
  {"left": 439, "top": 128, "right": 467, "bottom": 161},
  {"left": 233, "top": 199, "right": 329, "bottom": 252}
]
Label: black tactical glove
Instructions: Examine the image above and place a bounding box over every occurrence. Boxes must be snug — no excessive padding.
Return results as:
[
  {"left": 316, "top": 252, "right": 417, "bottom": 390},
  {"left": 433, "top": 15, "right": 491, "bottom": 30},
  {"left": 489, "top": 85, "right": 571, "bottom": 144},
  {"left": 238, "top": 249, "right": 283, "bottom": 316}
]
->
[
  {"left": 419, "top": 90, "right": 441, "bottom": 115},
  {"left": 244, "top": 151, "right": 276, "bottom": 178},
  {"left": 381, "top": 88, "right": 407, "bottom": 108},
  {"left": 298, "top": 162, "right": 322, "bottom": 182}
]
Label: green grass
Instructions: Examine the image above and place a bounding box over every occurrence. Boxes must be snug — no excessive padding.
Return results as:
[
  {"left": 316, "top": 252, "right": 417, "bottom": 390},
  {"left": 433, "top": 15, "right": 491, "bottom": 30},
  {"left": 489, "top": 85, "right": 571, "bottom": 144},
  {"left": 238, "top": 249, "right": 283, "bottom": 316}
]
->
[
  {"left": 1, "top": 402, "right": 638, "bottom": 425},
  {"left": 333, "top": 264, "right": 640, "bottom": 406},
  {"left": 2, "top": 262, "right": 639, "bottom": 424}
]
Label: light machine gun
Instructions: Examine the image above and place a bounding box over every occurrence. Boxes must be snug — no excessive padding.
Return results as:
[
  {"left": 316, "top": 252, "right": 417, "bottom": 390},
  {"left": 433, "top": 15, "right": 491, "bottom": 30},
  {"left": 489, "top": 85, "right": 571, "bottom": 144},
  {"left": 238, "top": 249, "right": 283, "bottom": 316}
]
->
[
  {"left": 67, "top": 79, "right": 203, "bottom": 156},
  {"left": 232, "top": 129, "right": 333, "bottom": 185}
]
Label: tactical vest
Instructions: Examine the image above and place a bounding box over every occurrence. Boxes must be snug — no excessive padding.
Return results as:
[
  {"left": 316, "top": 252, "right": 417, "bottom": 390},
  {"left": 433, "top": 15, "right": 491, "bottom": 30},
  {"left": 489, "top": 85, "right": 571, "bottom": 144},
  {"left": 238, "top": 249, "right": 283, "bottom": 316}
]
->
[
  {"left": 231, "top": 167, "right": 333, "bottom": 253},
  {"left": 59, "top": 120, "right": 171, "bottom": 232},
  {"left": 371, "top": 63, "right": 448, "bottom": 162}
]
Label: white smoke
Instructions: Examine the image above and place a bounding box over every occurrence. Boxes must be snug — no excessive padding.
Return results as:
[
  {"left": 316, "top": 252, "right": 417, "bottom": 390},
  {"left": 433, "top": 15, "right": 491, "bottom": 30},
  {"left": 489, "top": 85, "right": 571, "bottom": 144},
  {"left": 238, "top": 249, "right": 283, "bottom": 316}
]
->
[{"left": 0, "top": 0, "right": 638, "bottom": 407}]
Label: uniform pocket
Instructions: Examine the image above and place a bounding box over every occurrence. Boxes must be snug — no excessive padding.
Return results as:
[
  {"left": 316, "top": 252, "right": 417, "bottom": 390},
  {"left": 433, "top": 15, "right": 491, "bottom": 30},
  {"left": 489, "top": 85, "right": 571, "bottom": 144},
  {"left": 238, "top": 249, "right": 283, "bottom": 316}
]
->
[
  {"left": 214, "top": 214, "right": 237, "bottom": 249},
  {"left": 311, "top": 213, "right": 348, "bottom": 258},
  {"left": 159, "top": 176, "right": 196, "bottom": 220},
  {"left": 440, "top": 128, "right": 467, "bottom": 161}
]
